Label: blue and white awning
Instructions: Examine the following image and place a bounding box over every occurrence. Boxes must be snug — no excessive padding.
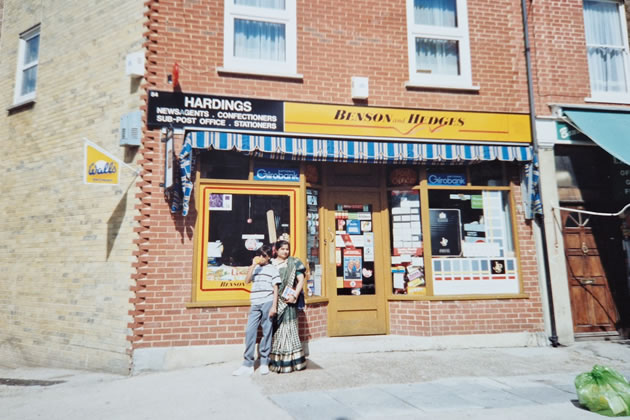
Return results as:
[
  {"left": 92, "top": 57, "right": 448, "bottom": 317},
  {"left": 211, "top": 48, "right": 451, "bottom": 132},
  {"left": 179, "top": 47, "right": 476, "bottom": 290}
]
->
[{"left": 175, "top": 131, "right": 532, "bottom": 215}]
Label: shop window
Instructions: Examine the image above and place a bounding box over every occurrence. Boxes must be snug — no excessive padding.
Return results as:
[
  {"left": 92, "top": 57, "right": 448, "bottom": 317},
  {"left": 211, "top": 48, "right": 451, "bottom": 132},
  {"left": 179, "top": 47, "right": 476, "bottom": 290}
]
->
[
  {"left": 306, "top": 188, "right": 322, "bottom": 296},
  {"left": 428, "top": 189, "right": 518, "bottom": 295},
  {"left": 405, "top": 0, "right": 474, "bottom": 89},
  {"left": 583, "top": 0, "right": 630, "bottom": 102},
  {"left": 13, "top": 25, "right": 40, "bottom": 105},
  {"left": 194, "top": 185, "right": 298, "bottom": 303},
  {"left": 199, "top": 150, "right": 250, "bottom": 180},
  {"left": 223, "top": 0, "right": 298, "bottom": 77},
  {"left": 389, "top": 190, "right": 425, "bottom": 295}
]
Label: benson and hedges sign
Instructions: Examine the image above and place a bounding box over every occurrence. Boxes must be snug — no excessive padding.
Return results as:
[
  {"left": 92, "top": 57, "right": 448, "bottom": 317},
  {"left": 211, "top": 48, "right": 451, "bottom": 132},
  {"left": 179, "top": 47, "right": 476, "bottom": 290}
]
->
[{"left": 147, "top": 90, "right": 531, "bottom": 144}]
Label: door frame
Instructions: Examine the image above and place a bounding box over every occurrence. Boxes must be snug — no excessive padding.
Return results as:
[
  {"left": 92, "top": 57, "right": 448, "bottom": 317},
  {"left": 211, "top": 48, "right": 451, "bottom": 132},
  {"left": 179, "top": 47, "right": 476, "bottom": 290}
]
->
[{"left": 323, "top": 188, "right": 390, "bottom": 337}]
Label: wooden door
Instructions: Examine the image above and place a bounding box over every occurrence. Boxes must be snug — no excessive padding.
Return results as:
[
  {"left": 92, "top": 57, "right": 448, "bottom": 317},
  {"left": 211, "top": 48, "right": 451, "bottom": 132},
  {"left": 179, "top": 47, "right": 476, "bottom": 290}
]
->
[
  {"left": 562, "top": 210, "right": 619, "bottom": 334},
  {"left": 324, "top": 190, "right": 388, "bottom": 336}
]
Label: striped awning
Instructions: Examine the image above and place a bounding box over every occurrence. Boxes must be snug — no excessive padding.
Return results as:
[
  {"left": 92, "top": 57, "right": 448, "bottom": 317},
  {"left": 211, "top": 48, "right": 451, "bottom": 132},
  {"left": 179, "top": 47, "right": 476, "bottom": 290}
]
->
[{"left": 174, "top": 131, "right": 532, "bottom": 215}]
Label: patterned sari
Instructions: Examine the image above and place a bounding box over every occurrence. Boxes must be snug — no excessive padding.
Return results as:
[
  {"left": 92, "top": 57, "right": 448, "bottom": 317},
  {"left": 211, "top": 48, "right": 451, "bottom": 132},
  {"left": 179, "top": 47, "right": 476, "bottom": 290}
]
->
[{"left": 269, "top": 256, "right": 307, "bottom": 373}]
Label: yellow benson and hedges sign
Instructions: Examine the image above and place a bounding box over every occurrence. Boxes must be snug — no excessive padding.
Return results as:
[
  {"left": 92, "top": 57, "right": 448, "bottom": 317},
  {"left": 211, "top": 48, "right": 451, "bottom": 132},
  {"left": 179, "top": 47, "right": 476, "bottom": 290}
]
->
[{"left": 285, "top": 102, "right": 531, "bottom": 143}]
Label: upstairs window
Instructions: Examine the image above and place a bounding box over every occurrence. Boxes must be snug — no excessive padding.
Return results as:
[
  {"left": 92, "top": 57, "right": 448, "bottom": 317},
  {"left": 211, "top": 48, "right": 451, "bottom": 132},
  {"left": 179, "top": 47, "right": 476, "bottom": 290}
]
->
[
  {"left": 14, "top": 25, "right": 40, "bottom": 105},
  {"left": 223, "top": 0, "right": 297, "bottom": 77},
  {"left": 405, "top": 0, "right": 473, "bottom": 89},
  {"left": 583, "top": 0, "right": 630, "bottom": 102}
]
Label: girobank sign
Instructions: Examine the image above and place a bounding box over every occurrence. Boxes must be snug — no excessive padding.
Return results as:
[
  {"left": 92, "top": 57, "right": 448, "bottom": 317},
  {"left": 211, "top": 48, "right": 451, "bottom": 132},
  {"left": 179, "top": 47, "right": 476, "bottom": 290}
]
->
[
  {"left": 427, "top": 173, "right": 466, "bottom": 186},
  {"left": 254, "top": 166, "right": 300, "bottom": 182}
]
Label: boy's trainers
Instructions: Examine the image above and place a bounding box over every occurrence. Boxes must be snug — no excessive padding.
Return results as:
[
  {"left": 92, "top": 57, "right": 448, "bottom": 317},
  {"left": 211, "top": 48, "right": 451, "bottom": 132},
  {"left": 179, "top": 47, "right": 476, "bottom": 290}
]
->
[
  {"left": 260, "top": 364, "right": 270, "bottom": 375},
  {"left": 232, "top": 365, "right": 254, "bottom": 376}
]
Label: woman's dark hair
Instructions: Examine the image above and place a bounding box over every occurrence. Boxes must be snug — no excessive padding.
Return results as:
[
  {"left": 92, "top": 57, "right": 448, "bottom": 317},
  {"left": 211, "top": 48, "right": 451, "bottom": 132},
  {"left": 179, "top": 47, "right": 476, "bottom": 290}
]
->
[
  {"left": 256, "top": 244, "right": 274, "bottom": 258},
  {"left": 274, "top": 240, "right": 290, "bottom": 251}
]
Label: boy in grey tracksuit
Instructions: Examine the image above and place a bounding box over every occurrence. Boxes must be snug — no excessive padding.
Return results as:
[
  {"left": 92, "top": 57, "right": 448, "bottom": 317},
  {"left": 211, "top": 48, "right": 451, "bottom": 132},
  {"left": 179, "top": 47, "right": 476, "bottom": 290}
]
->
[{"left": 232, "top": 244, "right": 281, "bottom": 376}]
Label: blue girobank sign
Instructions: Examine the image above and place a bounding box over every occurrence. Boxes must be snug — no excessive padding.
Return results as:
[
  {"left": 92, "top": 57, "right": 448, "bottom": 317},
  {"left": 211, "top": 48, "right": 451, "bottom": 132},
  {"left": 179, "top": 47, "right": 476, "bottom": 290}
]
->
[
  {"left": 254, "top": 166, "right": 300, "bottom": 182},
  {"left": 427, "top": 173, "right": 466, "bottom": 186}
]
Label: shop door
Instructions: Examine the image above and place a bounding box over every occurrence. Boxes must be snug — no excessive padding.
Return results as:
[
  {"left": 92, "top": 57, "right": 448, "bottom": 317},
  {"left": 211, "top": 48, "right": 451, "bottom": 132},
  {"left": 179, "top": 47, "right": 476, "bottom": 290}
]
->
[
  {"left": 324, "top": 191, "right": 388, "bottom": 336},
  {"left": 562, "top": 210, "right": 619, "bottom": 334}
]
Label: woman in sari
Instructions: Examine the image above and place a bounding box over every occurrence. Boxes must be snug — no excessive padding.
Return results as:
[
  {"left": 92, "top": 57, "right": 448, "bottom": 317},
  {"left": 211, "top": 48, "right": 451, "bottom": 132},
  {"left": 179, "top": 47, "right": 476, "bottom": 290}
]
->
[{"left": 269, "top": 240, "right": 307, "bottom": 373}]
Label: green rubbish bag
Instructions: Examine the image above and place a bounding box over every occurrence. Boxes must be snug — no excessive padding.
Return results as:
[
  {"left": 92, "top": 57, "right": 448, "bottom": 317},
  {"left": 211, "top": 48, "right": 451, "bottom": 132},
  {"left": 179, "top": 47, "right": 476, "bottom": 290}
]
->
[{"left": 575, "top": 365, "right": 630, "bottom": 417}]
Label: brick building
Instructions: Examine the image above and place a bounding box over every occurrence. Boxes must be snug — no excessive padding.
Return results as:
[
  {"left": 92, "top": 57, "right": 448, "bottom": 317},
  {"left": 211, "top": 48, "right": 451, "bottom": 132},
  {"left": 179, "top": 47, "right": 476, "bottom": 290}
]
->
[
  {"left": 528, "top": 0, "right": 630, "bottom": 343},
  {"left": 8, "top": 0, "right": 627, "bottom": 375},
  {"left": 0, "top": 1, "right": 145, "bottom": 373},
  {"left": 133, "top": 0, "right": 547, "bottom": 371}
]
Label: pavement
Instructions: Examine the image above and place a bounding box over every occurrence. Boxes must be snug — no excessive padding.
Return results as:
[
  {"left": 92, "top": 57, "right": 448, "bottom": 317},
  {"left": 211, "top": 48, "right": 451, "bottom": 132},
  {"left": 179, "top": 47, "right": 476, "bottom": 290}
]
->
[{"left": 1, "top": 336, "right": 630, "bottom": 419}]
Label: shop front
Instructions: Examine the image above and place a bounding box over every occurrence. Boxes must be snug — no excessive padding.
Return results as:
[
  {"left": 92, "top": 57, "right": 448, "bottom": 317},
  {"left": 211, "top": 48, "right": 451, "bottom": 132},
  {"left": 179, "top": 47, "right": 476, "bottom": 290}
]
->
[{"left": 148, "top": 90, "right": 542, "bottom": 341}]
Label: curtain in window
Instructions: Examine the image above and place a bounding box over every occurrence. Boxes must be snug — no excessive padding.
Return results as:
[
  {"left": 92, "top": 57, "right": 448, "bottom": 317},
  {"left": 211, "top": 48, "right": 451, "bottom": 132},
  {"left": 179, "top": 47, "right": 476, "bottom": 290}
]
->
[
  {"left": 416, "top": 38, "right": 459, "bottom": 75},
  {"left": 583, "top": 1, "right": 627, "bottom": 93},
  {"left": 414, "top": 0, "right": 456, "bottom": 27},
  {"left": 235, "top": 0, "right": 285, "bottom": 9},
  {"left": 234, "top": 19, "right": 286, "bottom": 61}
]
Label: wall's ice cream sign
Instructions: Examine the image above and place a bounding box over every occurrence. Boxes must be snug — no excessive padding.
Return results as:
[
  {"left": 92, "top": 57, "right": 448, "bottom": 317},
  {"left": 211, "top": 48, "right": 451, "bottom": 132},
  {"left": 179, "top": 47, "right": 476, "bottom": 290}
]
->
[{"left": 84, "top": 140, "right": 120, "bottom": 185}]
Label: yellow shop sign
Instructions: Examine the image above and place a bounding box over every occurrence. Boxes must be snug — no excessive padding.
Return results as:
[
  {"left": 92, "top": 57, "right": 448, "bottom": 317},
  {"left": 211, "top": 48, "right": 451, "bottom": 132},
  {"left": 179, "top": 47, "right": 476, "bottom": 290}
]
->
[
  {"left": 284, "top": 102, "right": 531, "bottom": 144},
  {"left": 84, "top": 141, "right": 120, "bottom": 185}
]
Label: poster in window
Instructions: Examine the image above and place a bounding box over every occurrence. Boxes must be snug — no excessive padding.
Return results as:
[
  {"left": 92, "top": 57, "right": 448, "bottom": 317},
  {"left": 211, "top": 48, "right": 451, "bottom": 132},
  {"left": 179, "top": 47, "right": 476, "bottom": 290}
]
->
[
  {"left": 209, "top": 193, "right": 232, "bottom": 211},
  {"left": 429, "top": 209, "right": 462, "bottom": 256},
  {"left": 346, "top": 219, "right": 361, "bottom": 235},
  {"left": 343, "top": 248, "right": 363, "bottom": 288}
]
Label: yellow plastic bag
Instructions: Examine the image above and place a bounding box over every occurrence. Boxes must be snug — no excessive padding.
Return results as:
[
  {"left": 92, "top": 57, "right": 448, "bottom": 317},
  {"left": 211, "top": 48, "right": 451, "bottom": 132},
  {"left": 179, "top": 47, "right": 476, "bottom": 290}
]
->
[{"left": 575, "top": 365, "right": 630, "bottom": 417}]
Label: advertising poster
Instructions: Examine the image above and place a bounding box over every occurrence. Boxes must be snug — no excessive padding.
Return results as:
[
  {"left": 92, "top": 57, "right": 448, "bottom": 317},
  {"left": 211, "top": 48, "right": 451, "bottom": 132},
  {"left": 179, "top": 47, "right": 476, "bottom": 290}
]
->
[
  {"left": 346, "top": 219, "right": 361, "bottom": 235},
  {"left": 209, "top": 193, "right": 232, "bottom": 211},
  {"left": 343, "top": 248, "right": 363, "bottom": 288},
  {"left": 429, "top": 209, "right": 462, "bottom": 256}
]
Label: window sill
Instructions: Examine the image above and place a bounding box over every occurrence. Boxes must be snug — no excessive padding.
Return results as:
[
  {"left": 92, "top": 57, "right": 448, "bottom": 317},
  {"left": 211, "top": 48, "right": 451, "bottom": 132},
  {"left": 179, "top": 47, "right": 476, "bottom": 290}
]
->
[
  {"left": 405, "top": 81, "right": 480, "bottom": 92},
  {"left": 305, "top": 296, "right": 328, "bottom": 305},
  {"left": 585, "top": 95, "right": 630, "bottom": 105},
  {"left": 186, "top": 298, "right": 327, "bottom": 308},
  {"left": 388, "top": 293, "right": 529, "bottom": 301},
  {"left": 7, "top": 98, "right": 36, "bottom": 112},
  {"left": 217, "top": 66, "right": 303, "bottom": 81}
]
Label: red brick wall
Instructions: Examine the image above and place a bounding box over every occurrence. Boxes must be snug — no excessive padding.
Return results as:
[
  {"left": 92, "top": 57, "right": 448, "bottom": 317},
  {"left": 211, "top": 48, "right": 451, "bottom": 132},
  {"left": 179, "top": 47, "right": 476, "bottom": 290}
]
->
[
  {"left": 132, "top": 0, "right": 543, "bottom": 351},
  {"left": 526, "top": 0, "right": 630, "bottom": 116},
  {"left": 146, "top": 0, "right": 530, "bottom": 111}
]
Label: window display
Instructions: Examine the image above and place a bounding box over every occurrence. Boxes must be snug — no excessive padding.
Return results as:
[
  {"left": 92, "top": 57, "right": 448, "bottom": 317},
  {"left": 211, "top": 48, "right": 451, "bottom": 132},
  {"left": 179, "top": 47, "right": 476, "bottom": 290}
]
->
[
  {"left": 208, "top": 193, "right": 290, "bottom": 267},
  {"left": 334, "top": 204, "right": 375, "bottom": 296},
  {"left": 428, "top": 189, "right": 518, "bottom": 295},
  {"left": 389, "top": 190, "right": 425, "bottom": 295},
  {"left": 195, "top": 185, "right": 297, "bottom": 303}
]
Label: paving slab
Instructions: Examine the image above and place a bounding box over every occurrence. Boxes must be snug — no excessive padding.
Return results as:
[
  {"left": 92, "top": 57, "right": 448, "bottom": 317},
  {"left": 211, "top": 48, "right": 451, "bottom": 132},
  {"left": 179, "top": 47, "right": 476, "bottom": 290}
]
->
[
  {"left": 325, "top": 386, "right": 419, "bottom": 418},
  {"left": 380, "top": 382, "right": 482, "bottom": 411},
  {"left": 270, "top": 391, "right": 359, "bottom": 420}
]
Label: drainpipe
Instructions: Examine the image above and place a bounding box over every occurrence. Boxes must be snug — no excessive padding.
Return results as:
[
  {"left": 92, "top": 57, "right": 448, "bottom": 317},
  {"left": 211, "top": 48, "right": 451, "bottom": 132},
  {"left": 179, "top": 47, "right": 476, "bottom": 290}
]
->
[{"left": 520, "top": 0, "right": 560, "bottom": 347}]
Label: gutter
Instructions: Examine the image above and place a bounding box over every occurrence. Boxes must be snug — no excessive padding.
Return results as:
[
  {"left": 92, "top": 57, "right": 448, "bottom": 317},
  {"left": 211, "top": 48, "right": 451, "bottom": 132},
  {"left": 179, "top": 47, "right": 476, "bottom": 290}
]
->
[{"left": 520, "top": 0, "right": 560, "bottom": 347}]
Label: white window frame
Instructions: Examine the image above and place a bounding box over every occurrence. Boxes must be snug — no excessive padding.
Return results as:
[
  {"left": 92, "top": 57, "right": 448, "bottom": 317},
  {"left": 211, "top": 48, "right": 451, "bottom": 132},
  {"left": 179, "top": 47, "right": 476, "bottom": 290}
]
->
[
  {"left": 13, "top": 25, "right": 41, "bottom": 105},
  {"left": 583, "top": 0, "right": 630, "bottom": 104},
  {"left": 405, "top": 0, "right": 476, "bottom": 90},
  {"left": 221, "top": 0, "right": 299, "bottom": 78}
]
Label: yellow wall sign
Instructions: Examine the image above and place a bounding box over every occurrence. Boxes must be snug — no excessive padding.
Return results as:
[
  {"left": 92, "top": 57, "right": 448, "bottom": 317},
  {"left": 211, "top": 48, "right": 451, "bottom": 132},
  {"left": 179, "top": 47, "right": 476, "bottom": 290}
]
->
[
  {"left": 84, "top": 141, "right": 120, "bottom": 185},
  {"left": 284, "top": 102, "right": 531, "bottom": 144}
]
